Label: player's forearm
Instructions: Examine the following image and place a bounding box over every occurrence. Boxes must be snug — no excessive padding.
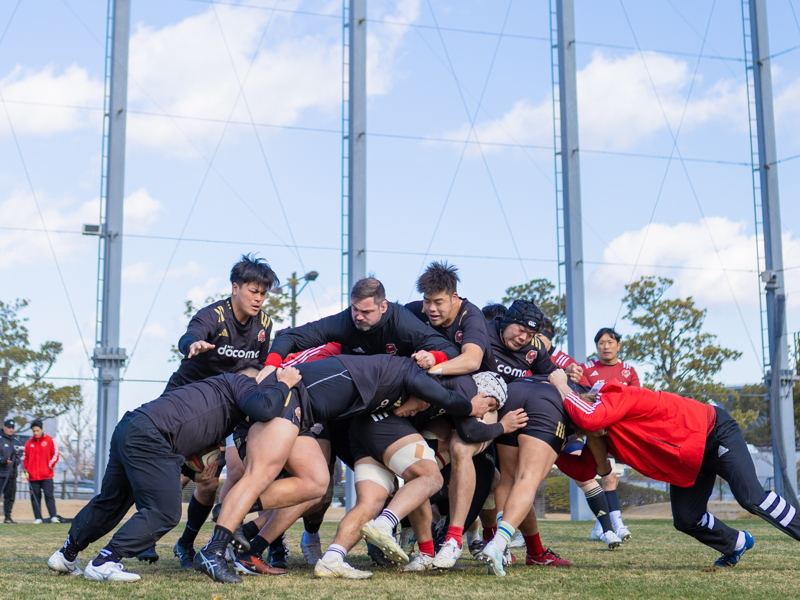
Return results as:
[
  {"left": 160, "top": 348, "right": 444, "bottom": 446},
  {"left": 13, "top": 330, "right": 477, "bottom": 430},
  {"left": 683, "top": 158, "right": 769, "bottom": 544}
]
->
[
  {"left": 431, "top": 352, "right": 479, "bottom": 376},
  {"left": 178, "top": 333, "right": 197, "bottom": 357},
  {"left": 455, "top": 417, "right": 503, "bottom": 444},
  {"left": 408, "top": 370, "right": 472, "bottom": 417}
]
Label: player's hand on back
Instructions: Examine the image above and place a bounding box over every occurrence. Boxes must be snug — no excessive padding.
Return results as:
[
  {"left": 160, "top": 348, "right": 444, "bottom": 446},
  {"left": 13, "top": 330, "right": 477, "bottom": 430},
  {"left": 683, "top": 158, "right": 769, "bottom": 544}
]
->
[
  {"left": 565, "top": 363, "right": 583, "bottom": 382},
  {"left": 500, "top": 408, "right": 528, "bottom": 434},
  {"left": 276, "top": 366, "right": 301, "bottom": 388},
  {"left": 469, "top": 393, "right": 492, "bottom": 419},
  {"left": 412, "top": 350, "right": 435, "bottom": 370},
  {"left": 187, "top": 340, "right": 215, "bottom": 358}
]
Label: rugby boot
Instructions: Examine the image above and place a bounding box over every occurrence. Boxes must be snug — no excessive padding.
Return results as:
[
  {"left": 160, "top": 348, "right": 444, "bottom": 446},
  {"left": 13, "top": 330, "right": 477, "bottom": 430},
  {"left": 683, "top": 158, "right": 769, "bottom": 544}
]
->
[
  {"left": 314, "top": 556, "right": 372, "bottom": 579},
  {"left": 361, "top": 520, "right": 409, "bottom": 564},
  {"left": 47, "top": 550, "right": 83, "bottom": 576},
  {"left": 301, "top": 531, "right": 322, "bottom": 565},
  {"left": 194, "top": 548, "right": 242, "bottom": 584},
  {"left": 600, "top": 530, "right": 623, "bottom": 549},
  {"left": 231, "top": 524, "right": 250, "bottom": 553},
  {"left": 509, "top": 532, "right": 526, "bottom": 548},
  {"left": 173, "top": 539, "right": 196, "bottom": 569},
  {"left": 135, "top": 546, "right": 159, "bottom": 563},
  {"left": 83, "top": 560, "right": 140, "bottom": 582},
  {"left": 479, "top": 541, "right": 506, "bottom": 576},
  {"left": 401, "top": 553, "right": 434, "bottom": 572},
  {"left": 367, "top": 542, "right": 391, "bottom": 567},
  {"left": 616, "top": 525, "right": 632, "bottom": 542},
  {"left": 233, "top": 552, "right": 288, "bottom": 576},
  {"left": 268, "top": 534, "right": 289, "bottom": 569},
  {"left": 432, "top": 538, "right": 462, "bottom": 569},
  {"left": 713, "top": 531, "right": 755, "bottom": 567},
  {"left": 525, "top": 548, "right": 572, "bottom": 566},
  {"left": 468, "top": 539, "right": 485, "bottom": 558}
]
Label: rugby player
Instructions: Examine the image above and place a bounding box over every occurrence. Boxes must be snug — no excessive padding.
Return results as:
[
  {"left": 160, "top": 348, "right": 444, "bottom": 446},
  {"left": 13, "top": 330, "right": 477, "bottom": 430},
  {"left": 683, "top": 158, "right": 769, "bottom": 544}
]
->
[
  {"left": 550, "top": 370, "right": 800, "bottom": 567},
  {"left": 46, "top": 364, "right": 299, "bottom": 582},
  {"left": 195, "top": 354, "right": 491, "bottom": 583},
  {"left": 161, "top": 254, "right": 278, "bottom": 568},
  {"left": 580, "top": 327, "right": 638, "bottom": 541}
]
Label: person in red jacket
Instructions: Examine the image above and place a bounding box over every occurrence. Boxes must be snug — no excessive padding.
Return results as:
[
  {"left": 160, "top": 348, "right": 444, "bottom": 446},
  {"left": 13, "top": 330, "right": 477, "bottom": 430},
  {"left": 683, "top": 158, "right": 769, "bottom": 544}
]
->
[
  {"left": 23, "top": 419, "right": 61, "bottom": 523},
  {"left": 549, "top": 370, "right": 800, "bottom": 568}
]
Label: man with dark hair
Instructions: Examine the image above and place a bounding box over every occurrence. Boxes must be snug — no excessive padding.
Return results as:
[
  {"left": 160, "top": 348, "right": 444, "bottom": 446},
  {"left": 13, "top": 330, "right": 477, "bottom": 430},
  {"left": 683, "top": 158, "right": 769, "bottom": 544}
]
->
[
  {"left": 489, "top": 300, "right": 557, "bottom": 383},
  {"left": 551, "top": 370, "right": 800, "bottom": 568},
  {"left": 47, "top": 365, "right": 300, "bottom": 582},
  {"left": 482, "top": 304, "right": 507, "bottom": 322},
  {"left": 1, "top": 419, "right": 22, "bottom": 523},
  {"left": 581, "top": 328, "right": 640, "bottom": 388},
  {"left": 156, "top": 253, "right": 278, "bottom": 567},
  {"left": 24, "top": 419, "right": 60, "bottom": 524},
  {"left": 264, "top": 277, "right": 459, "bottom": 371}
]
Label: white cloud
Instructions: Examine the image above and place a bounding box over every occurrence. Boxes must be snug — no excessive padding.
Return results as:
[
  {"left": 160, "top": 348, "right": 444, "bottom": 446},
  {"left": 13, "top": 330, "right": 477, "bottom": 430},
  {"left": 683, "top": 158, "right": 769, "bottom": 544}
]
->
[
  {"left": 0, "top": 64, "right": 103, "bottom": 136},
  {"left": 123, "top": 260, "right": 204, "bottom": 285},
  {"left": 448, "top": 50, "right": 746, "bottom": 155},
  {"left": 590, "top": 217, "right": 800, "bottom": 308},
  {"left": 123, "top": 188, "right": 164, "bottom": 234},
  {"left": 186, "top": 278, "right": 229, "bottom": 307}
]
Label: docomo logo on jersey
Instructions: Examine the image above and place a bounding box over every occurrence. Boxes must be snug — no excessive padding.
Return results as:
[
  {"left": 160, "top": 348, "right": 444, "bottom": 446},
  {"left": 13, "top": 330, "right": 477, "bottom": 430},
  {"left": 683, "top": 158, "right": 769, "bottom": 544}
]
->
[
  {"left": 496, "top": 363, "right": 531, "bottom": 378},
  {"left": 217, "top": 345, "right": 259, "bottom": 359}
]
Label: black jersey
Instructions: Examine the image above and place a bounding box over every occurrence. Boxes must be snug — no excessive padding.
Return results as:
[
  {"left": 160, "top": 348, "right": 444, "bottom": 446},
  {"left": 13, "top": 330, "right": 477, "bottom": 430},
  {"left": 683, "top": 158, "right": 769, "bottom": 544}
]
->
[
  {"left": 268, "top": 302, "right": 458, "bottom": 361},
  {"left": 172, "top": 298, "right": 273, "bottom": 385},
  {"left": 405, "top": 297, "right": 494, "bottom": 372},
  {"left": 487, "top": 319, "right": 556, "bottom": 383},
  {"left": 496, "top": 377, "right": 573, "bottom": 452},
  {"left": 135, "top": 373, "right": 290, "bottom": 458}
]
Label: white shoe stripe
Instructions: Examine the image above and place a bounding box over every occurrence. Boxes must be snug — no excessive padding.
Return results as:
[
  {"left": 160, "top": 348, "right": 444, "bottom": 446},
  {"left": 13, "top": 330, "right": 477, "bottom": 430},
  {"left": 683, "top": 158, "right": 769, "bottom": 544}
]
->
[
  {"left": 780, "top": 505, "right": 797, "bottom": 527},
  {"left": 760, "top": 491, "right": 777, "bottom": 511}
]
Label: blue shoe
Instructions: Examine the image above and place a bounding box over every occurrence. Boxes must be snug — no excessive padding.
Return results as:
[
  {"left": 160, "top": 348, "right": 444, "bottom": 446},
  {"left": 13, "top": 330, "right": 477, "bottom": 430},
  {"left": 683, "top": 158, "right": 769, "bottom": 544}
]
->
[{"left": 713, "top": 531, "right": 754, "bottom": 567}]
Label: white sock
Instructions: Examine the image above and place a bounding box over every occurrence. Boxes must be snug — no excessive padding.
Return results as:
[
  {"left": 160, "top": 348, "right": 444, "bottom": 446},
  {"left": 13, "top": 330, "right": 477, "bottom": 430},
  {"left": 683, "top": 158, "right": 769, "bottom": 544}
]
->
[
  {"left": 322, "top": 544, "right": 347, "bottom": 562},
  {"left": 610, "top": 510, "right": 624, "bottom": 531},
  {"left": 734, "top": 531, "right": 746, "bottom": 551},
  {"left": 465, "top": 528, "right": 481, "bottom": 546},
  {"left": 374, "top": 509, "right": 400, "bottom": 532}
]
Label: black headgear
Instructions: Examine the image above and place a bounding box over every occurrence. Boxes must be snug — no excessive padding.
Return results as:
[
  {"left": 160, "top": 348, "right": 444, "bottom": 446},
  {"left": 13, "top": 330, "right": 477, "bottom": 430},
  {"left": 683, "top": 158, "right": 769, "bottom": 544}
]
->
[{"left": 501, "top": 299, "right": 544, "bottom": 333}]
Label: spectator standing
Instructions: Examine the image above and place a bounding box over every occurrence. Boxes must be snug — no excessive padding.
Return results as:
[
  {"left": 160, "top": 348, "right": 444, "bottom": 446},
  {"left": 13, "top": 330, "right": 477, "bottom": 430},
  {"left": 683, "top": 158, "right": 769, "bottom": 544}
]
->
[
  {"left": 23, "top": 419, "right": 61, "bottom": 523},
  {"left": 1, "top": 419, "right": 23, "bottom": 523}
]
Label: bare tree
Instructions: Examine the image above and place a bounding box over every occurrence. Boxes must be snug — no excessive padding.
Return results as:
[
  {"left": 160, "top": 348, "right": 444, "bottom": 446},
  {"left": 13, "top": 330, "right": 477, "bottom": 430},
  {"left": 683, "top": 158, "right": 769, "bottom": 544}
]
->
[{"left": 58, "top": 397, "right": 95, "bottom": 497}]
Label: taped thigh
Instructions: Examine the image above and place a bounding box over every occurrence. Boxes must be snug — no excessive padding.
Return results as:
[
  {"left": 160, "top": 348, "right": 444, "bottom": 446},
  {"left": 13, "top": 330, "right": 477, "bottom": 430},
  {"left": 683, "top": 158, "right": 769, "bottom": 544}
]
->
[
  {"left": 388, "top": 441, "right": 436, "bottom": 477},
  {"left": 354, "top": 462, "right": 397, "bottom": 495}
]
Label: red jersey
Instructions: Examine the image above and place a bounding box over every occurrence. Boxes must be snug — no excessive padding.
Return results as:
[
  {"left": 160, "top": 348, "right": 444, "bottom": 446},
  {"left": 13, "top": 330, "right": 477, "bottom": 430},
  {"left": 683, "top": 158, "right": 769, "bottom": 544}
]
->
[
  {"left": 23, "top": 434, "right": 59, "bottom": 481},
  {"left": 581, "top": 358, "right": 640, "bottom": 387},
  {"left": 561, "top": 380, "right": 715, "bottom": 487},
  {"left": 550, "top": 349, "right": 590, "bottom": 387}
]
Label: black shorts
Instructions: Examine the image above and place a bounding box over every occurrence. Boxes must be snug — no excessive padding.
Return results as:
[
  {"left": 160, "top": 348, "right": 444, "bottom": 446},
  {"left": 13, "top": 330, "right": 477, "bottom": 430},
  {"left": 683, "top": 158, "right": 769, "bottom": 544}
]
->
[
  {"left": 495, "top": 391, "right": 569, "bottom": 454},
  {"left": 328, "top": 418, "right": 355, "bottom": 469},
  {"left": 350, "top": 412, "right": 419, "bottom": 464}
]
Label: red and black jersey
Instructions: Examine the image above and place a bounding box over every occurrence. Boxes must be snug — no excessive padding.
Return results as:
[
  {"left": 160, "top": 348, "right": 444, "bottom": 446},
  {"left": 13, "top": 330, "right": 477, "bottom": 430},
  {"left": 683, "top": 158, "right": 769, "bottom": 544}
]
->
[
  {"left": 581, "top": 358, "right": 640, "bottom": 387},
  {"left": 173, "top": 298, "right": 273, "bottom": 385},
  {"left": 405, "top": 298, "right": 494, "bottom": 372},
  {"left": 487, "top": 320, "right": 556, "bottom": 383}
]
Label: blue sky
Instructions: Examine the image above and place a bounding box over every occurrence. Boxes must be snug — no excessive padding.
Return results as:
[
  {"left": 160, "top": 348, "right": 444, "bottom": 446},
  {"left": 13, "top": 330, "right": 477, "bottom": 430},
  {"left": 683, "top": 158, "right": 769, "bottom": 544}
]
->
[{"left": 1, "top": 0, "right": 799, "bottom": 416}]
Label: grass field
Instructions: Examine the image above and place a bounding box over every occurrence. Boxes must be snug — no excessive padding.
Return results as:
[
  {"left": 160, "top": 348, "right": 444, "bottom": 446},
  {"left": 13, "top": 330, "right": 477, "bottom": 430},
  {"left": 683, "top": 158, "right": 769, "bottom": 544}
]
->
[{"left": 2, "top": 518, "right": 799, "bottom": 600}]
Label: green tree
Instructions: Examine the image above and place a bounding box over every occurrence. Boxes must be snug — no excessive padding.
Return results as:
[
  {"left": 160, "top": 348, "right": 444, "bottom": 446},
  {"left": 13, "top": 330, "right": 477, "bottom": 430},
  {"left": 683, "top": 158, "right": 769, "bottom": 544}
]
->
[
  {"left": 0, "top": 299, "right": 82, "bottom": 424},
  {"left": 170, "top": 291, "right": 293, "bottom": 361},
  {"left": 622, "top": 276, "right": 742, "bottom": 400},
  {"left": 502, "top": 278, "right": 566, "bottom": 347}
]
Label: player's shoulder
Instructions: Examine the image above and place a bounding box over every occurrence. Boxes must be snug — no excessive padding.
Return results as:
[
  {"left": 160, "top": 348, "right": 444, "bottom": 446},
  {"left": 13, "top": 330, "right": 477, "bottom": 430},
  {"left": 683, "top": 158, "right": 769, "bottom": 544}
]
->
[
  {"left": 404, "top": 300, "right": 424, "bottom": 314},
  {"left": 582, "top": 358, "right": 599, "bottom": 369},
  {"left": 258, "top": 308, "right": 272, "bottom": 330}
]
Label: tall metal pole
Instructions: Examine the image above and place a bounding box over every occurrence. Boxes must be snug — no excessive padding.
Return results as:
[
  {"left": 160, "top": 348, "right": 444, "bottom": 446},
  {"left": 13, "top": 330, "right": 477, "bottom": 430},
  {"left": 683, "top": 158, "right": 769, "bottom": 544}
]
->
[
  {"left": 555, "top": 0, "right": 591, "bottom": 522},
  {"left": 289, "top": 272, "right": 298, "bottom": 328},
  {"left": 93, "top": 0, "right": 130, "bottom": 492},
  {"left": 345, "top": 0, "right": 367, "bottom": 512},
  {"left": 749, "top": 0, "right": 797, "bottom": 504}
]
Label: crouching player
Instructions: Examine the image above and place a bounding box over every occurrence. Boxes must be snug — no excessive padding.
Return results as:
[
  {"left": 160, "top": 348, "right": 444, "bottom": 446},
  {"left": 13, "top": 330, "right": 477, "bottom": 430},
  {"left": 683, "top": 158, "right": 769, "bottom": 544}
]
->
[
  {"left": 550, "top": 370, "right": 800, "bottom": 568},
  {"left": 46, "top": 364, "right": 300, "bottom": 582}
]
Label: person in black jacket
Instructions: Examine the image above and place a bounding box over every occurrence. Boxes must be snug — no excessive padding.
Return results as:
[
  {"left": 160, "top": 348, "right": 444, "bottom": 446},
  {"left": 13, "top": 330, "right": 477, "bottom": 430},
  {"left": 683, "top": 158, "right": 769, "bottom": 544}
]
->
[
  {"left": 264, "top": 278, "right": 459, "bottom": 373},
  {"left": 46, "top": 364, "right": 300, "bottom": 583},
  {"left": 0, "top": 419, "right": 22, "bottom": 523}
]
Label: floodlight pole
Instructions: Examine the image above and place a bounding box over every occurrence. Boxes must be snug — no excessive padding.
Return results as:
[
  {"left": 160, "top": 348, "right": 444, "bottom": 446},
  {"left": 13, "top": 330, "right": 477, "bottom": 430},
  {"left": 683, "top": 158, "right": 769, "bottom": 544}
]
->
[
  {"left": 345, "top": 0, "right": 367, "bottom": 511},
  {"left": 93, "top": 0, "right": 130, "bottom": 493},
  {"left": 748, "top": 0, "right": 797, "bottom": 505}
]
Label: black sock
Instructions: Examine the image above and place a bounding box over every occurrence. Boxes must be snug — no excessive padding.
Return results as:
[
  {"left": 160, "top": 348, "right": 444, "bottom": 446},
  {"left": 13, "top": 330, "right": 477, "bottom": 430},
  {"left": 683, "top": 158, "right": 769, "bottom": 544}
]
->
[
  {"left": 605, "top": 490, "right": 620, "bottom": 513},
  {"left": 303, "top": 517, "right": 322, "bottom": 535},
  {"left": 585, "top": 486, "right": 614, "bottom": 533},
  {"left": 61, "top": 535, "right": 80, "bottom": 562},
  {"left": 94, "top": 545, "right": 122, "bottom": 566},
  {"left": 249, "top": 535, "right": 270, "bottom": 558},
  {"left": 269, "top": 534, "right": 285, "bottom": 553},
  {"left": 400, "top": 516, "right": 411, "bottom": 529},
  {"left": 242, "top": 520, "right": 260, "bottom": 542},
  {"left": 180, "top": 496, "right": 213, "bottom": 547},
  {"left": 204, "top": 525, "right": 233, "bottom": 555}
]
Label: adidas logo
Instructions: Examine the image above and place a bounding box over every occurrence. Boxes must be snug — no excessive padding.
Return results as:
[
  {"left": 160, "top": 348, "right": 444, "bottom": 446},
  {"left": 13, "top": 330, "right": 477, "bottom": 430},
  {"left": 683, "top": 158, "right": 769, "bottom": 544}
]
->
[
  {"left": 718, "top": 446, "right": 729, "bottom": 457},
  {"left": 590, "top": 370, "right": 599, "bottom": 377},
  {"left": 352, "top": 347, "right": 366, "bottom": 354}
]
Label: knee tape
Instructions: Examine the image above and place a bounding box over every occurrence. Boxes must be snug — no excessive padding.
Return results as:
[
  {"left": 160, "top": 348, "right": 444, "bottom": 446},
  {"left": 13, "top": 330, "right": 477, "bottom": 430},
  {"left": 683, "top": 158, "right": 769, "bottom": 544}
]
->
[
  {"left": 482, "top": 492, "right": 496, "bottom": 511},
  {"left": 388, "top": 441, "right": 436, "bottom": 477},
  {"left": 354, "top": 463, "right": 396, "bottom": 495}
]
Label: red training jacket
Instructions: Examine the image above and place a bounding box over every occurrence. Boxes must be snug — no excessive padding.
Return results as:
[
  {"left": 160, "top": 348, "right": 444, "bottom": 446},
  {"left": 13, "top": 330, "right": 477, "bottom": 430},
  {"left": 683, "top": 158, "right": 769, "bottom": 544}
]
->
[
  {"left": 581, "top": 358, "right": 640, "bottom": 388},
  {"left": 550, "top": 349, "right": 590, "bottom": 387},
  {"left": 24, "top": 434, "right": 59, "bottom": 481},
  {"left": 562, "top": 380, "right": 715, "bottom": 487}
]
